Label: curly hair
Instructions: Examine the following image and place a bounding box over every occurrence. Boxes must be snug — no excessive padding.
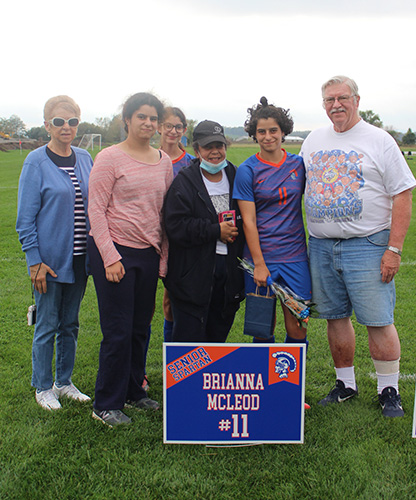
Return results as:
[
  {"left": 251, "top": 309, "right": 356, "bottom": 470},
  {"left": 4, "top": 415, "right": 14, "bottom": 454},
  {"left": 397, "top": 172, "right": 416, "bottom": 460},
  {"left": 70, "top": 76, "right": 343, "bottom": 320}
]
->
[{"left": 244, "top": 96, "right": 294, "bottom": 143}]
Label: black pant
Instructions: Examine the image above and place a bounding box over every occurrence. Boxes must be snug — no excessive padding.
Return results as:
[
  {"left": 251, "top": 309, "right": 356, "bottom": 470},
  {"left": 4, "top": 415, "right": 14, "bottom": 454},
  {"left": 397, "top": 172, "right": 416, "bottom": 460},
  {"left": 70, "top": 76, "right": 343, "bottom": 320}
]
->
[
  {"left": 88, "top": 237, "right": 159, "bottom": 411},
  {"left": 171, "top": 254, "right": 239, "bottom": 343}
]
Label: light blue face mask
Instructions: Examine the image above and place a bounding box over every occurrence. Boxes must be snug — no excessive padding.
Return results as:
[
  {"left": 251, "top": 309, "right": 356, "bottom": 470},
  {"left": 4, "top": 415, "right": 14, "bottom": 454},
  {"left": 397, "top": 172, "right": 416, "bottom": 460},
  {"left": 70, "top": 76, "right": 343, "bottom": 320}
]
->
[{"left": 199, "top": 157, "right": 228, "bottom": 174}]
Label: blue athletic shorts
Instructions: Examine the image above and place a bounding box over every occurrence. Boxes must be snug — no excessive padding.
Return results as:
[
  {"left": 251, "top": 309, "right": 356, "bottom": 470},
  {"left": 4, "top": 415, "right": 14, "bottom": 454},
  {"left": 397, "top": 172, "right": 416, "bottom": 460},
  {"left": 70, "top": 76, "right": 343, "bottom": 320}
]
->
[
  {"left": 308, "top": 229, "right": 395, "bottom": 326},
  {"left": 244, "top": 260, "right": 312, "bottom": 301}
]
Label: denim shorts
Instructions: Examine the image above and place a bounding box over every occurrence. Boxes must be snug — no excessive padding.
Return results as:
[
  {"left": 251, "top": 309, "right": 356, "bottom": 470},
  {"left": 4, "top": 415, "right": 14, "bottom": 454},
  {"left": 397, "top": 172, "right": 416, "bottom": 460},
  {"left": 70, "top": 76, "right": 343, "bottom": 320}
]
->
[
  {"left": 308, "top": 230, "right": 395, "bottom": 326},
  {"left": 244, "top": 260, "right": 312, "bottom": 301}
]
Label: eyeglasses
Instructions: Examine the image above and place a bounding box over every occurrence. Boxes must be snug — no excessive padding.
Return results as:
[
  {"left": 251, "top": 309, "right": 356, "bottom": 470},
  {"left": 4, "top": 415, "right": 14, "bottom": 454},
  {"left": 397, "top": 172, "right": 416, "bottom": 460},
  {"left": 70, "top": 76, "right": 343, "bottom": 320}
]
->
[
  {"left": 322, "top": 95, "right": 356, "bottom": 106},
  {"left": 163, "top": 122, "right": 184, "bottom": 133},
  {"left": 49, "top": 117, "right": 80, "bottom": 127}
]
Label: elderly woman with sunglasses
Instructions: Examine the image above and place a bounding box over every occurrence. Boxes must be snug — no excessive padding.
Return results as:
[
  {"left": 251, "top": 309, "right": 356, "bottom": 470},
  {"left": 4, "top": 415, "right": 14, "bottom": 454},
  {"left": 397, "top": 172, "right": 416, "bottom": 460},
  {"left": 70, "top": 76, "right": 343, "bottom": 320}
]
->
[{"left": 16, "top": 95, "right": 93, "bottom": 411}]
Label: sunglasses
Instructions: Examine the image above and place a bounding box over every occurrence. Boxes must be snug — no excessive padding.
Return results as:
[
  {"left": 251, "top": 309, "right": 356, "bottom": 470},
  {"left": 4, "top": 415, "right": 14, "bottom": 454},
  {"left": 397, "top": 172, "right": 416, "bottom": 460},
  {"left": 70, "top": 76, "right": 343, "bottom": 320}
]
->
[{"left": 49, "top": 117, "right": 80, "bottom": 127}]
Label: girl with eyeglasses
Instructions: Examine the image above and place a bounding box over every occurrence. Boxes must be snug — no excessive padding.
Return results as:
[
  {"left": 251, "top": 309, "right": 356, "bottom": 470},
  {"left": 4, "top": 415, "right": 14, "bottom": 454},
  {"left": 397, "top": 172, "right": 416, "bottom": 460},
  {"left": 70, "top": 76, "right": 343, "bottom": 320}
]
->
[
  {"left": 157, "top": 107, "right": 194, "bottom": 343},
  {"left": 16, "top": 95, "right": 93, "bottom": 411},
  {"left": 142, "top": 108, "right": 194, "bottom": 390},
  {"left": 159, "top": 107, "right": 194, "bottom": 177},
  {"left": 88, "top": 92, "right": 173, "bottom": 427}
]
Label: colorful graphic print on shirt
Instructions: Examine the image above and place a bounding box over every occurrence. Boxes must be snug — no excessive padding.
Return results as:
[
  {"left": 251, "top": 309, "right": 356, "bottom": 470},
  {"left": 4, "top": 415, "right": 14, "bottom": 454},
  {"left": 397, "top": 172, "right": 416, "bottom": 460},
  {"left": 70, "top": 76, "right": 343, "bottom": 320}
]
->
[{"left": 305, "top": 149, "right": 365, "bottom": 223}]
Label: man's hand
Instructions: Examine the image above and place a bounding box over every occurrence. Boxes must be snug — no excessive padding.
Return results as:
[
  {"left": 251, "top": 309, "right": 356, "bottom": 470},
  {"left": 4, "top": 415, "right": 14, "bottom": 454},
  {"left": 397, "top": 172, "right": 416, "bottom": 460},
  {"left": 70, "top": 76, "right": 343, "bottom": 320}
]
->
[{"left": 381, "top": 250, "right": 401, "bottom": 283}]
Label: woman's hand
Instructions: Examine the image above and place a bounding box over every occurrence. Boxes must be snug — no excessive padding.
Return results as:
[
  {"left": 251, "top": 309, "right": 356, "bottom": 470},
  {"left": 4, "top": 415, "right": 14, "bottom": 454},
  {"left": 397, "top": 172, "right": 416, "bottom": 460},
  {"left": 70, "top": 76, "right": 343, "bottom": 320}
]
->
[
  {"left": 253, "top": 262, "right": 270, "bottom": 288},
  {"left": 220, "top": 221, "right": 238, "bottom": 244},
  {"left": 105, "top": 261, "right": 125, "bottom": 283},
  {"left": 30, "top": 263, "right": 57, "bottom": 294}
]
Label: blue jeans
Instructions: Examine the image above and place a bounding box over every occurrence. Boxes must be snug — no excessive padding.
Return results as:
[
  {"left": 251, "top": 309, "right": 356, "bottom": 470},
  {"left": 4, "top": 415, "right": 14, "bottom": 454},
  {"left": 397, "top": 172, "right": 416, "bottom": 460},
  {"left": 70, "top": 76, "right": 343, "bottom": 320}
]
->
[
  {"left": 308, "top": 230, "right": 395, "bottom": 326},
  {"left": 32, "top": 255, "right": 87, "bottom": 391}
]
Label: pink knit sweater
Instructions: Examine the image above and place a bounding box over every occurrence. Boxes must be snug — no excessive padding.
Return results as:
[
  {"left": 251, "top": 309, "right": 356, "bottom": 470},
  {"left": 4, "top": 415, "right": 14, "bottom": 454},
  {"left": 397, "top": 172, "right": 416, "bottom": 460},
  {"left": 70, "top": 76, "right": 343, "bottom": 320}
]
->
[{"left": 88, "top": 145, "right": 173, "bottom": 276}]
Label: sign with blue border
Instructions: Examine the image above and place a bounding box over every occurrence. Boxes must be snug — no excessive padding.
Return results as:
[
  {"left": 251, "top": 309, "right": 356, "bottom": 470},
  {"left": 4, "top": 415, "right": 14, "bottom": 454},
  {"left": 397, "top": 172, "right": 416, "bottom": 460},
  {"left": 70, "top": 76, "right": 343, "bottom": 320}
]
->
[{"left": 163, "top": 343, "right": 306, "bottom": 444}]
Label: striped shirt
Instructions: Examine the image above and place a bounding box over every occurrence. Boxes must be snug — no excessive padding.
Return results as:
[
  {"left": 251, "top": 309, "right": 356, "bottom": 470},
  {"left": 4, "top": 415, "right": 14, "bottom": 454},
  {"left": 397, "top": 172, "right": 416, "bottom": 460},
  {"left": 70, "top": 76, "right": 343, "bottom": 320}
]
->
[
  {"left": 88, "top": 145, "right": 173, "bottom": 276},
  {"left": 46, "top": 147, "right": 87, "bottom": 255}
]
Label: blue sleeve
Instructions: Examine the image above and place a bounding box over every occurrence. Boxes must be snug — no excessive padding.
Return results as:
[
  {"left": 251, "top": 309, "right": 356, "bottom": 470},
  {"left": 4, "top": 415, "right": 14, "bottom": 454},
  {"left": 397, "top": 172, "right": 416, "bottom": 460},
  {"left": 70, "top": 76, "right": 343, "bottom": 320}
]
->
[
  {"left": 16, "top": 158, "right": 43, "bottom": 267},
  {"left": 233, "top": 162, "right": 255, "bottom": 202}
]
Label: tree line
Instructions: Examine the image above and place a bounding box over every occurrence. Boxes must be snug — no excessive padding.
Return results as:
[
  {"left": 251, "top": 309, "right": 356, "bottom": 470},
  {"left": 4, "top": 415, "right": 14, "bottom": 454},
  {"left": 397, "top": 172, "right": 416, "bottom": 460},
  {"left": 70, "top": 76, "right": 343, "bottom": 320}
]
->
[
  {"left": 358, "top": 110, "right": 416, "bottom": 145},
  {"left": 1, "top": 111, "right": 416, "bottom": 146}
]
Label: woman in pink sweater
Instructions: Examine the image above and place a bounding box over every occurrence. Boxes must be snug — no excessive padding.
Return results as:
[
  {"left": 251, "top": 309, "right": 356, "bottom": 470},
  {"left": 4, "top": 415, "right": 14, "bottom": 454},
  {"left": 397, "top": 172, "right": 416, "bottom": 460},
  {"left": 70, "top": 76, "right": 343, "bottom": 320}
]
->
[{"left": 88, "top": 92, "right": 173, "bottom": 427}]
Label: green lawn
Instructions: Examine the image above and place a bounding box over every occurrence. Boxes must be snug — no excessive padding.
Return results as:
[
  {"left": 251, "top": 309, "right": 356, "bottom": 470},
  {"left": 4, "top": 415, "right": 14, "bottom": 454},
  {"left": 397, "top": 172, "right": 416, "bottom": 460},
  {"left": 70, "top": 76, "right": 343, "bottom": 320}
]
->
[{"left": 1, "top": 147, "right": 416, "bottom": 500}]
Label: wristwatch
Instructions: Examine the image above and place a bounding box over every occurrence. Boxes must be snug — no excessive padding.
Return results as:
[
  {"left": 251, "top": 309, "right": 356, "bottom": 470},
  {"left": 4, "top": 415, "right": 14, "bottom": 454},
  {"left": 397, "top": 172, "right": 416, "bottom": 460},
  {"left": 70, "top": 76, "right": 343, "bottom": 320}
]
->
[{"left": 387, "top": 245, "right": 402, "bottom": 256}]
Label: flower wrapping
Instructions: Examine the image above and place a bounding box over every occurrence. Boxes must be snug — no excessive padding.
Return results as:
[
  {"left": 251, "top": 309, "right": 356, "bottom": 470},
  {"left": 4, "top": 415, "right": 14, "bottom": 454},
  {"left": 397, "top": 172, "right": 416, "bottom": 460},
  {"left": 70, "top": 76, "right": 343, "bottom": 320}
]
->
[{"left": 239, "top": 258, "right": 318, "bottom": 328}]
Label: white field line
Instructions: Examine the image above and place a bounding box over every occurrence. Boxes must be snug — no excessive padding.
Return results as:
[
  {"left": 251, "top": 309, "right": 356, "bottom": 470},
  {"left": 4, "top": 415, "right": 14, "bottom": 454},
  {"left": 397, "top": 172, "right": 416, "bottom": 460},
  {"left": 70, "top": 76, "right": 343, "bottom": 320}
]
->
[{"left": 369, "top": 372, "right": 416, "bottom": 381}]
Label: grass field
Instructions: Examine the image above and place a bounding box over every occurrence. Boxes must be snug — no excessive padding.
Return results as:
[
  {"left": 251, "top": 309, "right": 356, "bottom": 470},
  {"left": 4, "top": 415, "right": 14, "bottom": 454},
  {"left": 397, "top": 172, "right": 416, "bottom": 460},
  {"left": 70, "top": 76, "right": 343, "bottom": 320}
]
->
[{"left": 1, "top": 146, "right": 416, "bottom": 500}]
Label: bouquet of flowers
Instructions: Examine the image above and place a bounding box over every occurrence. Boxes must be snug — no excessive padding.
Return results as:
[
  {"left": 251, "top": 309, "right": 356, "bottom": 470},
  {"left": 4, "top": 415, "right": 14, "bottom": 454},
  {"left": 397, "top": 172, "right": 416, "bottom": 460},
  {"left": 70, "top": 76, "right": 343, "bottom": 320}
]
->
[{"left": 239, "top": 258, "right": 318, "bottom": 328}]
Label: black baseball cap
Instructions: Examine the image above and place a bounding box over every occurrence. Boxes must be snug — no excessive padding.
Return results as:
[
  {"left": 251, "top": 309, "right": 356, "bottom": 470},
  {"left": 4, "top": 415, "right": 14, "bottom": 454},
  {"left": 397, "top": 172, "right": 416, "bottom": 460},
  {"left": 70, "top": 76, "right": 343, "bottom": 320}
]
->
[{"left": 193, "top": 120, "right": 227, "bottom": 147}]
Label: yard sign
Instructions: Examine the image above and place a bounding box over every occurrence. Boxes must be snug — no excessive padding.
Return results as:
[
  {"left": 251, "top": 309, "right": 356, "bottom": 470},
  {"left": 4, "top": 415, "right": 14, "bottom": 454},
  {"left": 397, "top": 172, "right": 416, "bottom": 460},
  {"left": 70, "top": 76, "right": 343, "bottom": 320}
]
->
[
  {"left": 413, "top": 382, "right": 416, "bottom": 438},
  {"left": 163, "top": 343, "right": 306, "bottom": 444}
]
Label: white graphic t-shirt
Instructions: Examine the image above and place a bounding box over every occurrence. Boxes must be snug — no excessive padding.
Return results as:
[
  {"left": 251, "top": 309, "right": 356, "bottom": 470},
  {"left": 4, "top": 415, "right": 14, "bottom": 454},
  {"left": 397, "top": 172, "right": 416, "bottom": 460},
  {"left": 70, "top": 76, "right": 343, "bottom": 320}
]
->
[
  {"left": 201, "top": 170, "right": 230, "bottom": 254},
  {"left": 301, "top": 120, "right": 416, "bottom": 239}
]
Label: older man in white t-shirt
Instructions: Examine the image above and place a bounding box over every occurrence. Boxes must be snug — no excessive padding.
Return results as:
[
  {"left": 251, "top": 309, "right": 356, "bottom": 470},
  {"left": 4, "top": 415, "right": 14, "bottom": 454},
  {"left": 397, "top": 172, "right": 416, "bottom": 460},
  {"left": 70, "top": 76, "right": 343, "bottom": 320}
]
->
[{"left": 301, "top": 75, "right": 416, "bottom": 417}]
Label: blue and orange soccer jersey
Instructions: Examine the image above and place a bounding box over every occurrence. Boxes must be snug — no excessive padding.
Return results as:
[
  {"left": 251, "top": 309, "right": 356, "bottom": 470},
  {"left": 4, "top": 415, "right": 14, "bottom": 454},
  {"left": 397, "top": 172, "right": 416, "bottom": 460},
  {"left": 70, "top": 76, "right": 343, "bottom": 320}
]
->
[
  {"left": 172, "top": 151, "right": 194, "bottom": 177},
  {"left": 233, "top": 151, "right": 307, "bottom": 264}
]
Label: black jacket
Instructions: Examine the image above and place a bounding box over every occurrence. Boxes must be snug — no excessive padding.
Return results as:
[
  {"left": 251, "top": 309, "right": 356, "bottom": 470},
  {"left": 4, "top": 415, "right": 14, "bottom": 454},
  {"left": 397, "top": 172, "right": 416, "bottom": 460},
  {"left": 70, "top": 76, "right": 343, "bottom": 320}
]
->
[{"left": 163, "top": 158, "right": 245, "bottom": 318}]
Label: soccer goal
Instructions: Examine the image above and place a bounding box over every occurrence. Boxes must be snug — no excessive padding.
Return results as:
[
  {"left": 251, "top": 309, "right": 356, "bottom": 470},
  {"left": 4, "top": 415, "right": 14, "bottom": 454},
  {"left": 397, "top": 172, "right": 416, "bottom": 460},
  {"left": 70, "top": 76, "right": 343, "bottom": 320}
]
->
[{"left": 78, "top": 133, "right": 102, "bottom": 151}]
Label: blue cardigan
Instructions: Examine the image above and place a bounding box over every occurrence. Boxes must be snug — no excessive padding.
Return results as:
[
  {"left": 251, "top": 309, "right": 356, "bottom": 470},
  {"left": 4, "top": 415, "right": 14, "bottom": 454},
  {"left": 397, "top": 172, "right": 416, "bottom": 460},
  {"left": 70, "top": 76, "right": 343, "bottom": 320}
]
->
[{"left": 16, "top": 145, "right": 93, "bottom": 283}]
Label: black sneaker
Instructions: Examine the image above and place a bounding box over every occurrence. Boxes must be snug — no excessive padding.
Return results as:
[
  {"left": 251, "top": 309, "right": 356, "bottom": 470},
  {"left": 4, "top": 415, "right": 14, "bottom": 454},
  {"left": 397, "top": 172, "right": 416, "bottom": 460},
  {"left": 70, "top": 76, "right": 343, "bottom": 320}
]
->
[
  {"left": 378, "top": 387, "right": 404, "bottom": 418},
  {"left": 318, "top": 379, "right": 358, "bottom": 406},
  {"left": 92, "top": 409, "right": 132, "bottom": 427},
  {"left": 125, "top": 397, "right": 160, "bottom": 410}
]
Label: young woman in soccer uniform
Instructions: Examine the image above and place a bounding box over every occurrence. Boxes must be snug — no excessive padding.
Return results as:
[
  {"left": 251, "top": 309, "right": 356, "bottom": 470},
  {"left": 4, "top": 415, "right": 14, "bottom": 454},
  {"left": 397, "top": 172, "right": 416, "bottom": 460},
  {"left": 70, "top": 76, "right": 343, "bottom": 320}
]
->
[{"left": 233, "top": 97, "right": 311, "bottom": 346}]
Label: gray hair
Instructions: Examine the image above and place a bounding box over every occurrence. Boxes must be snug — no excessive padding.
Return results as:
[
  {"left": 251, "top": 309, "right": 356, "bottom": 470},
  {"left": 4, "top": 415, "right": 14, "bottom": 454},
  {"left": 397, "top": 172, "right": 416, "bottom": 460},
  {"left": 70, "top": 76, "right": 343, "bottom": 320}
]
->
[
  {"left": 43, "top": 95, "right": 81, "bottom": 121},
  {"left": 321, "top": 76, "right": 359, "bottom": 98}
]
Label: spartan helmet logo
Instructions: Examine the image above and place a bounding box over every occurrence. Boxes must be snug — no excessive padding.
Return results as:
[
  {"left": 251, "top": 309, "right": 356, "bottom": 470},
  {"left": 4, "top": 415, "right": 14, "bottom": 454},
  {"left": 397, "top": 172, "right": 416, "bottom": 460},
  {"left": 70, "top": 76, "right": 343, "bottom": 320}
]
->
[
  {"left": 271, "top": 352, "right": 297, "bottom": 379},
  {"left": 213, "top": 126, "right": 222, "bottom": 134}
]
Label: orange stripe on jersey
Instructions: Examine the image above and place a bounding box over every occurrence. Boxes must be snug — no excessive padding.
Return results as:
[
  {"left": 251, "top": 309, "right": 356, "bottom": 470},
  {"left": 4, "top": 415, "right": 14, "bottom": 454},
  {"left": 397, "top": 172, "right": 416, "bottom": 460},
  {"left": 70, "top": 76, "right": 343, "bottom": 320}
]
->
[{"left": 172, "top": 150, "right": 186, "bottom": 164}]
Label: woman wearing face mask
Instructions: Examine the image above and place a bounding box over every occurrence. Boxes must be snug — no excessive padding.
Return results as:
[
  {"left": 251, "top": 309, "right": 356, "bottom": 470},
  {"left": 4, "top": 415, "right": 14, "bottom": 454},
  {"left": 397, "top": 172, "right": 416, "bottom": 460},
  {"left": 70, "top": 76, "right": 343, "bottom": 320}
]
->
[{"left": 163, "top": 120, "right": 245, "bottom": 343}]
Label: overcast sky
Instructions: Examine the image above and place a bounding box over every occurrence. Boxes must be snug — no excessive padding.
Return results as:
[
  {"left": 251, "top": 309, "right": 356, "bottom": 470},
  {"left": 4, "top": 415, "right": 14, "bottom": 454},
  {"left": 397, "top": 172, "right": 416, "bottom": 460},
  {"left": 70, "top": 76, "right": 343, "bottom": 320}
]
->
[{"left": 3, "top": 0, "right": 416, "bottom": 132}]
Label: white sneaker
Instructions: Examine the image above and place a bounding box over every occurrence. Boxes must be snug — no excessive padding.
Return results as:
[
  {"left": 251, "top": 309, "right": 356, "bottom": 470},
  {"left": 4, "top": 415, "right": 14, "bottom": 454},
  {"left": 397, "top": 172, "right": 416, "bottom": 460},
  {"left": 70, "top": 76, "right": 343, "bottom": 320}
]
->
[
  {"left": 53, "top": 382, "right": 91, "bottom": 402},
  {"left": 36, "top": 389, "right": 62, "bottom": 410}
]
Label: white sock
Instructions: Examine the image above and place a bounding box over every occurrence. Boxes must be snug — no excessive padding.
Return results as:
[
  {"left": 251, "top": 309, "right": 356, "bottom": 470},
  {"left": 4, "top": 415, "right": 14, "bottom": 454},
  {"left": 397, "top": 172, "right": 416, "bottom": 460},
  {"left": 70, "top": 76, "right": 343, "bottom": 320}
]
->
[
  {"left": 377, "top": 373, "right": 399, "bottom": 394},
  {"left": 335, "top": 366, "right": 356, "bottom": 390},
  {"left": 372, "top": 358, "right": 400, "bottom": 394}
]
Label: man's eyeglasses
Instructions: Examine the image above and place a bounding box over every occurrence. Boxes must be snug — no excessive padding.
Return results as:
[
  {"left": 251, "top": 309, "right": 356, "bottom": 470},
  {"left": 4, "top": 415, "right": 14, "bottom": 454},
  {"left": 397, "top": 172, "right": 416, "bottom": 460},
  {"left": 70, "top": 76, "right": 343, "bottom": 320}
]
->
[
  {"left": 49, "top": 117, "right": 80, "bottom": 127},
  {"left": 323, "top": 95, "right": 356, "bottom": 106},
  {"left": 163, "top": 122, "right": 184, "bottom": 133}
]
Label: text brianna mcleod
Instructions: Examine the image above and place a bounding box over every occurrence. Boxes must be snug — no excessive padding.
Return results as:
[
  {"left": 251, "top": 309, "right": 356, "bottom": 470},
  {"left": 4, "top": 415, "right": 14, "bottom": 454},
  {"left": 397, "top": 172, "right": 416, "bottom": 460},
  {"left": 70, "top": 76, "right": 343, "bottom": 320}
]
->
[{"left": 203, "top": 372, "right": 264, "bottom": 411}]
